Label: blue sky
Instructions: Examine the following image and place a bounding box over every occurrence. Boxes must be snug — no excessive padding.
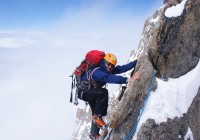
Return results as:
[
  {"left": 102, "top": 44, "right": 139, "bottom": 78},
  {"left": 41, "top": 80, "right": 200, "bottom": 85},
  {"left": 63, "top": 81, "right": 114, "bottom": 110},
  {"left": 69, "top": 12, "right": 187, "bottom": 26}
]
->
[
  {"left": 0, "top": 1, "right": 163, "bottom": 140},
  {"left": 0, "top": 0, "right": 162, "bottom": 29}
]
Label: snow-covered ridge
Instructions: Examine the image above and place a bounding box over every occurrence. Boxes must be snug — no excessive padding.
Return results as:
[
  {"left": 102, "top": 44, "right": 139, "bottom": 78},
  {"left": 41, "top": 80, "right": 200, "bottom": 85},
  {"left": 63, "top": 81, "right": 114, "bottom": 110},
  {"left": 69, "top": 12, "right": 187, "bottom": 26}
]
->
[{"left": 133, "top": 60, "right": 200, "bottom": 140}]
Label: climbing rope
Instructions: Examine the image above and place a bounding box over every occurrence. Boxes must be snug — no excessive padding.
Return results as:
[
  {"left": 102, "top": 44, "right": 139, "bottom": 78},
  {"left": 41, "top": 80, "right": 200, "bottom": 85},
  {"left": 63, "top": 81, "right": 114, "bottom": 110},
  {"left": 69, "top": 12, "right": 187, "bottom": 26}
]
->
[{"left": 123, "top": 71, "right": 155, "bottom": 140}]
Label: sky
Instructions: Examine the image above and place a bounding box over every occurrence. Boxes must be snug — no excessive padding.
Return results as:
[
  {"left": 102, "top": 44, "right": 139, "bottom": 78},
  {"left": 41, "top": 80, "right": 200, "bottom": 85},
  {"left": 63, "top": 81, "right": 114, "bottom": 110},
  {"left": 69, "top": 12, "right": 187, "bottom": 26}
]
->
[
  {"left": 0, "top": 0, "right": 163, "bottom": 140},
  {"left": 0, "top": 0, "right": 161, "bottom": 29}
]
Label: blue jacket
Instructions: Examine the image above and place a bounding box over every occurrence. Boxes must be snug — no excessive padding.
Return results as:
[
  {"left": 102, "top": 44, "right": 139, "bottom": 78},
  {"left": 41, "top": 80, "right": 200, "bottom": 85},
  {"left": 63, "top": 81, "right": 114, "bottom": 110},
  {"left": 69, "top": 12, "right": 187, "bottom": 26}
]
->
[{"left": 81, "top": 59, "right": 137, "bottom": 87}]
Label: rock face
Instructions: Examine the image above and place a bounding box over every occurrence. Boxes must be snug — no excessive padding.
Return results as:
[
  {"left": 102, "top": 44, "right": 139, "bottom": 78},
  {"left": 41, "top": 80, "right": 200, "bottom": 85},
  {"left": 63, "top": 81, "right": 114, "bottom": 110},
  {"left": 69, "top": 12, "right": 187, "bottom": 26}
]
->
[
  {"left": 136, "top": 0, "right": 200, "bottom": 139},
  {"left": 149, "top": 0, "right": 200, "bottom": 78},
  {"left": 135, "top": 0, "right": 200, "bottom": 139},
  {"left": 187, "top": 87, "right": 200, "bottom": 140},
  {"left": 72, "top": 107, "right": 92, "bottom": 140},
  {"left": 72, "top": 0, "right": 200, "bottom": 139},
  {"left": 137, "top": 116, "right": 188, "bottom": 140}
]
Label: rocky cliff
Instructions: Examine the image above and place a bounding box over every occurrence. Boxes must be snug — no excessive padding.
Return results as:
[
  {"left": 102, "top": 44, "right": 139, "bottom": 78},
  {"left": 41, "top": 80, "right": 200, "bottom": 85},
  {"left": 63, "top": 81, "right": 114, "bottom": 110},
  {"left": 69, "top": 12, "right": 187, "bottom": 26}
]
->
[{"left": 72, "top": 0, "right": 200, "bottom": 139}]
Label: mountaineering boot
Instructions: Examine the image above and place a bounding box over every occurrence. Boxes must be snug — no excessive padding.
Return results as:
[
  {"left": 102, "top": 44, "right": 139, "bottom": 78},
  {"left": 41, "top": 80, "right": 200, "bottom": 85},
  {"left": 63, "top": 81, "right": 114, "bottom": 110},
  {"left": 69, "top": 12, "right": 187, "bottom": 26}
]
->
[
  {"left": 93, "top": 114, "right": 109, "bottom": 130},
  {"left": 89, "top": 134, "right": 100, "bottom": 140}
]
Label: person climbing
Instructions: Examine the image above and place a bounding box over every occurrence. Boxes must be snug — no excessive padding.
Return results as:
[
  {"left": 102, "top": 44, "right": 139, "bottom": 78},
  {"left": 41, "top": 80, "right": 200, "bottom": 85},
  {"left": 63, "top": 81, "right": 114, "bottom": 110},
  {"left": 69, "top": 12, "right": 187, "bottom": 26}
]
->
[{"left": 78, "top": 53, "right": 141, "bottom": 139}]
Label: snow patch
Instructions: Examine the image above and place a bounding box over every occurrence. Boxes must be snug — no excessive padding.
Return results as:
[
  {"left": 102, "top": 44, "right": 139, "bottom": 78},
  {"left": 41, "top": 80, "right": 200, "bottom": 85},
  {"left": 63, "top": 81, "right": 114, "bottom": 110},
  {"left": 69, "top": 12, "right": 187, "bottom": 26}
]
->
[
  {"left": 184, "top": 127, "right": 194, "bottom": 140},
  {"left": 165, "top": 0, "right": 188, "bottom": 18},
  {"left": 150, "top": 16, "right": 160, "bottom": 23}
]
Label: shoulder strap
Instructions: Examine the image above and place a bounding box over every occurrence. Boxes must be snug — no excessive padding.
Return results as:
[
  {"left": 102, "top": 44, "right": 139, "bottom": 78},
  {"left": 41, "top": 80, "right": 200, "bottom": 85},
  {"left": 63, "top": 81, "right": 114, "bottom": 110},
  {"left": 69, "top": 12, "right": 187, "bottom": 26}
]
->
[{"left": 87, "top": 67, "right": 99, "bottom": 87}]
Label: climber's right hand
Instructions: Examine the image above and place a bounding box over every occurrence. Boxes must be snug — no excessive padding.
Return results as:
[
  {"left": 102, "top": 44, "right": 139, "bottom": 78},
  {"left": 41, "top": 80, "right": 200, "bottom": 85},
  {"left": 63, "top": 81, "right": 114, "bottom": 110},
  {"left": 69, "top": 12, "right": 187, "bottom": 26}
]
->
[{"left": 128, "top": 72, "right": 141, "bottom": 82}]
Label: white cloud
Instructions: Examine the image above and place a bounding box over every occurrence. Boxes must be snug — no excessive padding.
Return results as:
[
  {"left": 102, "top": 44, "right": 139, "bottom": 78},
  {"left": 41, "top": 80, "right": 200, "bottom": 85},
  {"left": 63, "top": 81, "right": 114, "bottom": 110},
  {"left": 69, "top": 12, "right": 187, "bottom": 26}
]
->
[
  {"left": 0, "top": 37, "right": 34, "bottom": 48},
  {"left": 0, "top": 30, "right": 45, "bottom": 48}
]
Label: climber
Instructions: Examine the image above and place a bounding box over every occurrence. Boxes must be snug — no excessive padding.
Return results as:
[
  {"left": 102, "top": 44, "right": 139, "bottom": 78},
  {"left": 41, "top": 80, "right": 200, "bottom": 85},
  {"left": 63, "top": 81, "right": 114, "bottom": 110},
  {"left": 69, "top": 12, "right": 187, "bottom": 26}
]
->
[{"left": 78, "top": 53, "right": 141, "bottom": 139}]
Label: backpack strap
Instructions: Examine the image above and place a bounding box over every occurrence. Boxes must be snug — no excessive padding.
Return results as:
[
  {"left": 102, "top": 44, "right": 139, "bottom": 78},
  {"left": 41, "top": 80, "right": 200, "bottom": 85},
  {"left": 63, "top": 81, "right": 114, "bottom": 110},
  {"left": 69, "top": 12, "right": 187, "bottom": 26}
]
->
[{"left": 87, "top": 67, "right": 99, "bottom": 87}]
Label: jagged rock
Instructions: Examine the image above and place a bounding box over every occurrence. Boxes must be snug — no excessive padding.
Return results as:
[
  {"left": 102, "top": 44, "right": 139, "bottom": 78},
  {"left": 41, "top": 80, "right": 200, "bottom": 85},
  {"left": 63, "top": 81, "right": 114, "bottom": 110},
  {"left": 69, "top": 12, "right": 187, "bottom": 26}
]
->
[
  {"left": 108, "top": 56, "right": 156, "bottom": 140},
  {"left": 187, "top": 87, "right": 200, "bottom": 140},
  {"left": 134, "top": 1, "right": 200, "bottom": 139},
  {"left": 164, "top": 0, "right": 182, "bottom": 5},
  {"left": 72, "top": 107, "right": 92, "bottom": 140},
  {"left": 149, "top": 0, "right": 200, "bottom": 78},
  {"left": 137, "top": 116, "right": 188, "bottom": 140}
]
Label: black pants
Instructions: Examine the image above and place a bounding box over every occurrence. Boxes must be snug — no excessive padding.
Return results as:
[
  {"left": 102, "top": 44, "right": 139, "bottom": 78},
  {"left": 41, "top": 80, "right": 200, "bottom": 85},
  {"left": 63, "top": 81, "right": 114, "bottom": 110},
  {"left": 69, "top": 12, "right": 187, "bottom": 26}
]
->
[
  {"left": 82, "top": 87, "right": 109, "bottom": 136},
  {"left": 83, "top": 87, "right": 109, "bottom": 116}
]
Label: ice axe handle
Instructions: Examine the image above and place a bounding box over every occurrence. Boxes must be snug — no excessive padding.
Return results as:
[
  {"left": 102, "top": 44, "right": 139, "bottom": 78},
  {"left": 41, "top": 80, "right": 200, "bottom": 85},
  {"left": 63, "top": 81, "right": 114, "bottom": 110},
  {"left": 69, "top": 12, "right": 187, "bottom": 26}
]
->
[{"left": 118, "top": 85, "right": 127, "bottom": 101}]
